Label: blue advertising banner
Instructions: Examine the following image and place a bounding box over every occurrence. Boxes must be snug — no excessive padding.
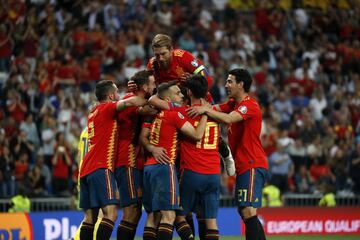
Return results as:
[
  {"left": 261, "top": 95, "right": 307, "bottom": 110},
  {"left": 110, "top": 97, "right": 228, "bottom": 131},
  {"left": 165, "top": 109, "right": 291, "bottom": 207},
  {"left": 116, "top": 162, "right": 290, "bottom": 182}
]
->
[{"left": 1, "top": 208, "right": 241, "bottom": 239}]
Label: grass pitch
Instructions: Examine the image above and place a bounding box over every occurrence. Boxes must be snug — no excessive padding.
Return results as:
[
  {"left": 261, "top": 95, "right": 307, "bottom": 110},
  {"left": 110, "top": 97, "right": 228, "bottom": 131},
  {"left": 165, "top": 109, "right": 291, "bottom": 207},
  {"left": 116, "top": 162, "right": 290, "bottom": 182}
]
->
[{"left": 133, "top": 235, "right": 360, "bottom": 240}]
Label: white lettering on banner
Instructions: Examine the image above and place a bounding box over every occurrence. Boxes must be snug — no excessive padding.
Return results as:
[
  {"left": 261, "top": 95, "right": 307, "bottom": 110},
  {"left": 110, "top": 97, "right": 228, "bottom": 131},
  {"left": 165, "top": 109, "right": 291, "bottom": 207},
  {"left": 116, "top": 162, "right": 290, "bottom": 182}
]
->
[
  {"left": 43, "top": 218, "right": 79, "bottom": 240},
  {"left": 325, "top": 220, "right": 360, "bottom": 233},
  {"left": 44, "top": 219, "right": 61, "bottom": 240},
  {"left": 267, "top": 221, "right": 323, "bottom": 234},
  {"left": 62, "top": 218, "right": 69, "bottom": 239}
]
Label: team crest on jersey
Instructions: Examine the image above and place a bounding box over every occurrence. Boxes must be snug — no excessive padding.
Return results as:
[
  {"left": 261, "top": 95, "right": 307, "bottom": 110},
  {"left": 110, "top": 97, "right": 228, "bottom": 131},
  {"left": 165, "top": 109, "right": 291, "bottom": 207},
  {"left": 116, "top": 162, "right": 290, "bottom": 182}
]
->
[
  {"left": 191, "top": 59, "right": 199, "bottom": 67},
  {"left": 178, "top": 112, "right": 185, "bottom": 119},
  {"left": 238, "top": 105, "right": 247, "bottom": 114},
  {"left": 174, "top": 49, "right": 185, "bottom": 57}
]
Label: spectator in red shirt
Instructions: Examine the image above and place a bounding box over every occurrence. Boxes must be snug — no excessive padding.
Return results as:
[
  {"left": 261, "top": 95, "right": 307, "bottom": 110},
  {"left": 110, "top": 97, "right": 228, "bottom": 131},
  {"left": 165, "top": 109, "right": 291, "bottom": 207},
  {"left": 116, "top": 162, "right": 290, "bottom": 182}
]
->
[
  {"left": 20, "top": 24, "right": 39, "bottom": 73},
  {"left": 52, "top": 131, "right": 72, "bottom": 196},
  {"left": 310, "top": 158, "right": 333, "bottom": 183},
  {"left": 53, "top": 57, "right": 77, "bottom": 87},
  {"left": 6, "top": 90, "right": 27, "bottom": 124},
  {"left": 0, "top": 23, "right": 13, "bottom": 72},
  {"left": 14, "top": 152, "right": 29, "bottom": 182}
]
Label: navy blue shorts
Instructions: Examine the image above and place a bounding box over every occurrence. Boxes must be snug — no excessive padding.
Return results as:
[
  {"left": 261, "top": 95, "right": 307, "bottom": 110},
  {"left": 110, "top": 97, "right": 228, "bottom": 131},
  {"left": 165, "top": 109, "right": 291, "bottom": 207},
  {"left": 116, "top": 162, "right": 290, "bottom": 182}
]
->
[
  {"left": 235, "top": 168, "right": 268, "bottom": 208},
  {"left": 115, "top": 166, "right": 143, "bottom": 208},
  {"left": 143, "top": 164, "right": 180, "bottom": 213},
  {"left": 179, "top": 169, "right": 220, "bottom": 219},
  {"left": 79, "top": 168, "right": 119, "bottom": 209}
]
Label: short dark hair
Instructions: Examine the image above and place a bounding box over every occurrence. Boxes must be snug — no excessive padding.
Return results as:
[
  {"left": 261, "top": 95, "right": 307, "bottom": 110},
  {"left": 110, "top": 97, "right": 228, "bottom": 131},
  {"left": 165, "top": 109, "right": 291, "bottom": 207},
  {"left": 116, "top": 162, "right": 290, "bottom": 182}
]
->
[
  {"left": 95, "top": 80, "right": 116, "bottom": 101},
  {"left": 130, "top": 70, "right": 154, "bottom": 87},
  {"left": 228, "top": 68, "right": 252, "bottom": 92},
  {"left": 157, "top": 80, "right": 178, "bottom": 99},
  {"left": 185, "top": 74, "right": 208, "bottom": 99}
]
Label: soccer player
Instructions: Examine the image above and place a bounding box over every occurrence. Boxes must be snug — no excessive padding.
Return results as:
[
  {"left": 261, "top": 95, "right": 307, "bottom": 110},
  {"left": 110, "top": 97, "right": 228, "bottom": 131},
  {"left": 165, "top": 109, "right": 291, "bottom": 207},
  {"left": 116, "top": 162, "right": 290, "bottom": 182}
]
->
[
  {"left": 140, "top": 81, "right": 208, "bottom": 240},
  {"left": 73, "top": 126, "right": 103, "bottom": 240},
  {"left": 180, "top": 75, "right": 221, "bottom": 240},
  {"left": 187, "top": 69, "right": 268, "bottom": 240},
  {"left": 115, "top": 70, "right": 157, "bottom": 240},
  {"left": 147, "top": 34, "right": 212, "bottom": 87},
  {"left": 79, "top": 80, "right": 147, "bottom": 240},
  {"left": 147, "top": 33, "right": 235, "bottom": 177},
  {"left": 148, "top": 75, "right": 221, "bottom": 240}
]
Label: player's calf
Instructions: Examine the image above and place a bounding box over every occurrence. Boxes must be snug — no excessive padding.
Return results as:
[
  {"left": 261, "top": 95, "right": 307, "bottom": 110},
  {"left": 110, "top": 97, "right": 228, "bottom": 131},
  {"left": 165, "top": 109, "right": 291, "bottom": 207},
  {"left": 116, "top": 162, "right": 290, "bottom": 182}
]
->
[
  {"left": 97, "top": 205, "right": 118, "bottom": 240},
  {"left": 117, "top": 204, "right": 142, "bottom": 240},
  {"left": 175, "top": 215, "right": 194, "bottom": 240},
  {"left": 158, "top": 210, "right": 176, "bottom": 240}
]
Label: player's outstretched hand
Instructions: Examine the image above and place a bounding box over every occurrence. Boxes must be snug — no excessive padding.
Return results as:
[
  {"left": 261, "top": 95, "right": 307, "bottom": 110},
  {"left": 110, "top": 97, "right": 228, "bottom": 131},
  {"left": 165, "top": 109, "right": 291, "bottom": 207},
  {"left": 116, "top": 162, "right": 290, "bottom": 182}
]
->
[
  {"left": 200, "top": 98, "right": 212, "bottom": 108},
  {"left": 151, "top": 146, "right": 171, "bottom": 164},
  {"left": 180, "top": 72, "right": 192, "bottom": 83},
  {"left": 186, "top": 105, "right": 208, "bottom": 117},
  {"left": 127, "top": 80, "right": 138, "bottom": 92}
]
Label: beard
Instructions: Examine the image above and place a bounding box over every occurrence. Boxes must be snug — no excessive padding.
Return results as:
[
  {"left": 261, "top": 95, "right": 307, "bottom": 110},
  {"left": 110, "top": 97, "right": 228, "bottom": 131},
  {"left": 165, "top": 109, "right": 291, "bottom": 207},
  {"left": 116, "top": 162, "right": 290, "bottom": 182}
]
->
[{"left": 159, "top": 60, "right": 169, "bottom": 69}]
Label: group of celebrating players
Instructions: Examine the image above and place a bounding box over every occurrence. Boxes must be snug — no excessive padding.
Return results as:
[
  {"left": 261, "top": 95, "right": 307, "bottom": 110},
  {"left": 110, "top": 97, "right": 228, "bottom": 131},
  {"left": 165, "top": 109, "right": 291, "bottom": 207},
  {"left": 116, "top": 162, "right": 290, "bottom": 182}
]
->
[{"left": 75, "top": 34, "right": 268, "bottom": 240}]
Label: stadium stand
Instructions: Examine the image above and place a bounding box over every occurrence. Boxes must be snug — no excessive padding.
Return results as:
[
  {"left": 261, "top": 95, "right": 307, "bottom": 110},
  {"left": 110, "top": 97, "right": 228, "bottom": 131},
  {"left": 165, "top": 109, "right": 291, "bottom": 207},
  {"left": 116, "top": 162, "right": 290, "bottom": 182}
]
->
[{"left": 0, "top": 0, "right": 359, "bottom": 211}]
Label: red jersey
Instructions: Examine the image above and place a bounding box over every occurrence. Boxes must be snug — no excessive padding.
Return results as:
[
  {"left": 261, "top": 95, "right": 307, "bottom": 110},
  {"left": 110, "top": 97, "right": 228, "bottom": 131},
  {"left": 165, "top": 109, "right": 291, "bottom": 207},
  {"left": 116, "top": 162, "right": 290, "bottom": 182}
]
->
[
  {"left": 220, "top": 96, "right": 268, "bottom": 175},
  {"left": 80, "top": 102, "right": 118, "bottom": 177},
  {"left": 146, "top": 49, "right": 212, "bottom": 87},
  {"left": 145, "top": 110, "right": 187, "bottom": 166},
  {"left": 116, "top": 93, "right": 141, "bottom": 168},
  {"left": 180, "top": 106, "right": 220, "bottom": 174}
]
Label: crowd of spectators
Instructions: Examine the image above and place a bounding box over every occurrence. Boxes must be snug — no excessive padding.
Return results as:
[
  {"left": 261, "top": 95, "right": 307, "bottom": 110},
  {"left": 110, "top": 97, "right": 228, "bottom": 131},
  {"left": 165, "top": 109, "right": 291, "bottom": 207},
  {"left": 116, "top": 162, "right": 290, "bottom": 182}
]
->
[{"left": 0, "top": 0, "right": 359, "bottom": 200}]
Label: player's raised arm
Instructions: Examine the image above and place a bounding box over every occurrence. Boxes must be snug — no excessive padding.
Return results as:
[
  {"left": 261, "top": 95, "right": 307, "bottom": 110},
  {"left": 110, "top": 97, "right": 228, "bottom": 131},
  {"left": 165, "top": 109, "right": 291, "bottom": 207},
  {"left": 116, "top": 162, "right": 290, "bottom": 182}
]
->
[
  {"left": 148, "top": 94, "right": 171, "bottom": 110},
  {"left": 187, "top": 105, "right": 243, "bottom": 125}
]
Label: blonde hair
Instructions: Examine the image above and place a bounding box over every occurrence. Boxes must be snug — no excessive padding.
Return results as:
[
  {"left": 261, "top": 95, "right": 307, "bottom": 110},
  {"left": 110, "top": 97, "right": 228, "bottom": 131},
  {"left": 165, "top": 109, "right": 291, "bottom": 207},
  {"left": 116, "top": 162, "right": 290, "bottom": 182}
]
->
[{"left": 152, "top": 34, "right": 172, "bottom": 49}]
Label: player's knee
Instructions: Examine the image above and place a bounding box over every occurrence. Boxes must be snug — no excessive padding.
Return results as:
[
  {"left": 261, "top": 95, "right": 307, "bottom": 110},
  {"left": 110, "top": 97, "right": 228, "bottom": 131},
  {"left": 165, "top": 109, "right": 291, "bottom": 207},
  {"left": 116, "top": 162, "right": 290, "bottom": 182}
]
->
[
  {"left": 238, "top": 207, "right": 256, "bottom": 220},
  {"left": 175, "top": 215, "right": 186, "bottom": 224},
  {"left": 145, "top": 212, "right": 158, "bottom": 228},
  {"left": 123, "top": 204, "right": 142, "bottom": 223},
  {"left": 102, "top": 206, "right": 118, "bottom": 222},
  {"left": 160, "top": 210, "right": 176, "bottom": 224},
  {"left": 83, "top": 209, "right": 98, "bottom": 224}
]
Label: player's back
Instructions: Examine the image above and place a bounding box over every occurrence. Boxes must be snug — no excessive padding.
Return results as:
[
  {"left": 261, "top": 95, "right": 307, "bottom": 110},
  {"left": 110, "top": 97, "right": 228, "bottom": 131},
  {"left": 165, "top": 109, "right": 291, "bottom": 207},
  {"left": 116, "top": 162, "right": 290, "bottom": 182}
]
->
[
  {"left": 80, "top": 102, "right": 118, "bottom": 177},
  {"left": 145, "top": 109, "right": 187, "bottom": 165},
  {"left": 116, "top": 93, "right": 140, "bottom": 168},
  {"left": 180, "top": 107, "right": 221, "bottom": 174}
]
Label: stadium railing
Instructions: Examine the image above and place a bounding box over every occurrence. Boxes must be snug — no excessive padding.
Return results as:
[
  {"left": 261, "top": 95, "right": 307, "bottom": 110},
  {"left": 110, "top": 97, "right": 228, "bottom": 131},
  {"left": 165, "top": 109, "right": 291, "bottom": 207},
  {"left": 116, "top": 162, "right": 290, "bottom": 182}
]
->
[
  {"left": 0, "top": 194, "right": 359, "bottom": 212},
  {"left": 0, "top": 197, "right": 72, "bottom": 212}
]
